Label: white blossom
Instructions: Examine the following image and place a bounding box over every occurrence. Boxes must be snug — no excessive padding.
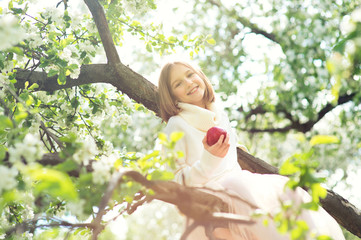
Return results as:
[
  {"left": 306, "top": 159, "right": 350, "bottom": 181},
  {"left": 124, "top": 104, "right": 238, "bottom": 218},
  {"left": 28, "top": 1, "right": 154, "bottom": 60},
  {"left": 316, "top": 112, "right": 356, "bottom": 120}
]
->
[
  {"left": 0, "top": 15, "right": 26, "bottom": 50},
  {"left": 78, "top": 41, "right": 97, "bottom": 53},
  {"left": 72, "top": 136, "right": 98, "bottom": 165},
  {"left": 59, "top": 48, "right": 73, "bottom": 61},
  {"left": 21, "top": 232, "right": 33, "bottom": 240},
  {"left": 66, "top": 199, "right": 86, "bottom": 220},
  {"left": 42, "top": 7, "right": 62, "bottom": 23},
  {"left": 28, "top": 33, "right": 43, "bottom": 49},
  {"left": 0, "top": 166, "right": 18, "bottom": 194},
  {"left": 351, "top": 8, "right": 361, "bottom": 22},
  {"left": 22, "top": 205, "right": 35, "bottom": 220},
  {"left": 0, "top": 74, "right": 9, "bottom": 89},
  {"left": 340, "top": 16, "right": 356, "bottom": 35},
  {"left": 68, "top": 57, "right": 81, "bottom": 79},
  {"left": 122, "top": 0, "right": 153, "bottom": 16},
  {"left": 119, "top": 113, "right": 132, "bottom": 126},
  {"left": 70, "top": 67, "right": 81, "bottom": 79},
  {"left": 102, "top": 140, "right": 115, "bottom": 155},
  {"left": 2, "top": 60, "right": 15, "bottom": 73},
  {"left": 8, "top": 133, "right": 44, "bottom": 164},
  {"left": 92, "top": 153, "right": 118, "bottom": 185}
]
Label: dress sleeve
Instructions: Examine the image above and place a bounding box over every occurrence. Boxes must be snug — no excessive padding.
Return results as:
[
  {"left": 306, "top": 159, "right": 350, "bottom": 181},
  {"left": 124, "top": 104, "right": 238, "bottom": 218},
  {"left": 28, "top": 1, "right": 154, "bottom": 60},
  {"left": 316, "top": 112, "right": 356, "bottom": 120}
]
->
[{"left": 163, "top": 117, "right": 222, "bottom": 186}]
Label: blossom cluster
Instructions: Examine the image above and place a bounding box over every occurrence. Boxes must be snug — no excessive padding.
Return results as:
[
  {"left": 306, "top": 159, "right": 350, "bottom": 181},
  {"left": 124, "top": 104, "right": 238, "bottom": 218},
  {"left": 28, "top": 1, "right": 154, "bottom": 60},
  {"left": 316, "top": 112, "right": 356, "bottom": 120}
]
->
[
  {"left": 0, "top": 14, "right": 26, "bottom": 50},
  {"left": 0, "top": 166, "right": 18, "bottom": 194},
  {"left": 8, "top": 133, "right": 44, "bottom": 164}
]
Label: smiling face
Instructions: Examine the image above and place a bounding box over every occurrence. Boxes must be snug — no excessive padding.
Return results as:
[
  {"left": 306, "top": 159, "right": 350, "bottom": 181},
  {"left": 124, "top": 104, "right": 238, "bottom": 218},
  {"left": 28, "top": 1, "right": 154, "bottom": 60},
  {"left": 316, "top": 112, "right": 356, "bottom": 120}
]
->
[
  {"left": 158, "top": 61, "right": 215, "bottom": 122},
  {"left": 169, "top": 64, "right": 206, "bottom": 108}
]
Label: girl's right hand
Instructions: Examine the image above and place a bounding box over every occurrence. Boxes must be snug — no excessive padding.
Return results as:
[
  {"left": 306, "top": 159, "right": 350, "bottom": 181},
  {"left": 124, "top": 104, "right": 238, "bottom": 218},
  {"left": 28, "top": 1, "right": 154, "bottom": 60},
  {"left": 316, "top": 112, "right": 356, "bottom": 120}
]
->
[{"left": 202, "top": 133, "right": 230, "bottom": 158}]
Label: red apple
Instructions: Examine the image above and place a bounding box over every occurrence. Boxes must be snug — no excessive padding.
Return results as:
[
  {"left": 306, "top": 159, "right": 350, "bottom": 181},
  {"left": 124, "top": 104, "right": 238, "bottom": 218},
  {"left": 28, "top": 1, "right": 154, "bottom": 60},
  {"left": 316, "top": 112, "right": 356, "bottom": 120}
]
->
[{"left": 206, "top": 127, "right": 227, "bottom": 146}]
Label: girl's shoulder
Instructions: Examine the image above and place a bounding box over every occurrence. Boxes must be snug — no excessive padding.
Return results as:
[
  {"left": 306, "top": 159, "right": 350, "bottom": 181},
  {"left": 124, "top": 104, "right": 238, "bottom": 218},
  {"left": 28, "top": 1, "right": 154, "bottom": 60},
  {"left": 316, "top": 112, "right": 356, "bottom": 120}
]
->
[
  {"left": 166, "top": 115, "right": 187, "bottom": 130},
  {"left": 164, "top": 115, "right": 187, "bottom": 133}
]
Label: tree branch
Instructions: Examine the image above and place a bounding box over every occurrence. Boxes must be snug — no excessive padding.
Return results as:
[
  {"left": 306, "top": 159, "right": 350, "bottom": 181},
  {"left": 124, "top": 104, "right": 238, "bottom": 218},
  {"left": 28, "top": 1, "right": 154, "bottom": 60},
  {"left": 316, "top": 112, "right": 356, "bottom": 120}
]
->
[
  {"left": 241, "top": 92, "right": 357, "bottom": 133},
  {"left": 5, "top": 216, "right": 94, "bottom": 237},
  {"left": 14, "top": 64, "right": 159, "bottom": 114},
  {"left": 91, "top": 171, "right": 126, "bottom": 240},
  {"left": 236, "top": 148, "right": 361, "bottom": 237},
  {"left": 206, "top": 0, "right": 279, "bottom": 44},
  {"left": 84, "top": 0, "right": 120, "bottom": 64}
]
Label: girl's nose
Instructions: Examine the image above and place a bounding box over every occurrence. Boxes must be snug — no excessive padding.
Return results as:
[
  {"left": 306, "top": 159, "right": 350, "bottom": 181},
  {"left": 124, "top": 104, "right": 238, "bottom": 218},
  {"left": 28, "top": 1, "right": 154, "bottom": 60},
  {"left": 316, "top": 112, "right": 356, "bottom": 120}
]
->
[{"left": 185, "top": 78, "right": 193, "bottom": 84}]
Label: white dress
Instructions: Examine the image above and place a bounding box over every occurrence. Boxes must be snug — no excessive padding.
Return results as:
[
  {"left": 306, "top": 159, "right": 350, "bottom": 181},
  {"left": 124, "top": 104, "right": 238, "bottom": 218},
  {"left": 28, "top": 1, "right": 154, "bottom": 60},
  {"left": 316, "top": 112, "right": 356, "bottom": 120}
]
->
[{"left": 163, "top": 101, "right": 345, "bottom": 240}]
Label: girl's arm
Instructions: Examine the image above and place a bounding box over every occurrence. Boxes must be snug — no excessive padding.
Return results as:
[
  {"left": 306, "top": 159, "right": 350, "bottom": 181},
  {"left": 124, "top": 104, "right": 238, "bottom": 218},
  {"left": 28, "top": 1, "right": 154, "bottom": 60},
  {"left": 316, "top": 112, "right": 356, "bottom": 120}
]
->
[{"left": 164, "top": 117, "right": 225, "bottom": 186}]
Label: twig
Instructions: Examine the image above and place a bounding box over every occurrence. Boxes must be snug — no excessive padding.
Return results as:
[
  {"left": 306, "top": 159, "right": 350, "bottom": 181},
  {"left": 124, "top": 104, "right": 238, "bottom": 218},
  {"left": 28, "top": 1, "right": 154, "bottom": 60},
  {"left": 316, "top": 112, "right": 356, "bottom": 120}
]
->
[
  {"left": 180, "top": 221, "right": 199, "bottom": 240},
  {"left": 91, "top": 171, "right": 128, "bottom": 240},
  {"left": 84, "top": 0, "right": 120, "bottom": 64},
  {"left": 40, "top": 121, "right": 64, "bottom": 149}
]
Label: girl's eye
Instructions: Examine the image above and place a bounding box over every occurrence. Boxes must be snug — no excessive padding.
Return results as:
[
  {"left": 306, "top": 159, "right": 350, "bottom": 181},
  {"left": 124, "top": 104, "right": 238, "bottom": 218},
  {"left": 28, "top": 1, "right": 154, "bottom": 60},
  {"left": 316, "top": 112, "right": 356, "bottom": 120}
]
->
[
  {"left": 175, "top": 82, "right": 181, "bottom": 88},
  {"left": 187, "top": 73, "right": 194, "bottom": 77}
]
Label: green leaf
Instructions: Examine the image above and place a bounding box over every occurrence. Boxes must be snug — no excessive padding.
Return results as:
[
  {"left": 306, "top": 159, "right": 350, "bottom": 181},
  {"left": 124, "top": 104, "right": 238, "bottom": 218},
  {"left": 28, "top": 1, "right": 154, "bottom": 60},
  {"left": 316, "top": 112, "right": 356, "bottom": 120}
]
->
[
  {"left": 0, "top": 145, "right": 6, "bottom": 161},
  {"left": 170, "top": 131, "right": 184, "bottom": 143},
  {"left": 332, "top": 31, "right": 357, "bottom": 53},
  {"left": 316, "top": 235, "right": 332, "bottom": 240},
  {"left": 11, "top": 7, "right": 23, "bottom": 14},
  {"left": 47, "top": 69, "right": 58, "bottom": 77},
  {"left": 57, "top": 69, "right": 66, "bottom": 85},
  {"left": 189, "top": 51, "right": 194, "bottom": 58},
  {"left": 279, "top": 158, "right": 299, "bottom": 175},
  {"left": 131, "top": 20, "right": 141, "bottom": 26},
  {"left": 311, "top": 183, "right": 327, "bottom": 200},
  {"left": 146, "top": 42, "right": 152, "bottom": 52},
  {"left": 14, "top": 111, "right": 28, "bottom": 123},
  {"left": 310, "top": 135, "right": 340, "bottom": 146},
  {"left": 176, "top": 151, "right": 184, "bottom": 158},
  {"left": 54, "top": 159, "right": 78, "bottom": 172},
  {"left": 29, "top": 167, "right": 78, "bottom": 201},
  {"left": 28, "top": 83, "right": 39, "bottom": 90},
  {"left": 0, "top": 115, "right": 14, "bottom": 129},
  {"left": 9, "top": 47, "right": 24, "bottom": 56},
  {"left": 168, "top": 36, "right": 177, "bottom": 43},
  {"left": 158, "top": 132, "right": 167, "bottom": 142},
  {"left": 206, "top": 38, "right": 216, "bottom": 45},
  {"left": 147, "top": 170, "right": 174, "bottom": 181}
]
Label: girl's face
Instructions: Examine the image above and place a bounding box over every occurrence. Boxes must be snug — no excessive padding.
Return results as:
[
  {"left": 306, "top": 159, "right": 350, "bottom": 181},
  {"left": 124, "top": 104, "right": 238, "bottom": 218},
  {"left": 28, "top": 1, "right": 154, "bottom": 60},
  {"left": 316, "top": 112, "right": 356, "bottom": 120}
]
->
[{"left": 169, "top": 64, "right": 206, "bottom": 108}]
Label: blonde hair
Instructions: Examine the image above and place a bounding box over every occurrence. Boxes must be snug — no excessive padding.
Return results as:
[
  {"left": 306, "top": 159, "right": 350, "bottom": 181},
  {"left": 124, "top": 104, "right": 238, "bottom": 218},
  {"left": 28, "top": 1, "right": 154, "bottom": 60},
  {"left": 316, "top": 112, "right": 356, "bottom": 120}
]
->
[{"left": 158, "top": 61, "right": 215, "bottom": 122}]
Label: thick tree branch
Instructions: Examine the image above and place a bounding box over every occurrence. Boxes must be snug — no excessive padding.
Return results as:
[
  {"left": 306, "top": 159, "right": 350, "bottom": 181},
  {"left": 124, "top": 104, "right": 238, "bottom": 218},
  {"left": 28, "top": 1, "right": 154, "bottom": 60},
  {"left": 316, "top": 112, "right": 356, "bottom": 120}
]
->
[
  {"left": 84, "top": 0, "right": 120, "bottom": 64},
  {"left": 15, "top": 64, "right": 159, "bottom": 114}
]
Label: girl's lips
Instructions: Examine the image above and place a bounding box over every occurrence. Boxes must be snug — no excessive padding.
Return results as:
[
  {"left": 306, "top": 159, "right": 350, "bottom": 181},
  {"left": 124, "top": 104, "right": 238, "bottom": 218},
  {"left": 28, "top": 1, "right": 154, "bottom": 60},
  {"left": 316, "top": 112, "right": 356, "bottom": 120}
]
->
[{"left": 187, "top": 86, "right": 198, "bottom": 95}]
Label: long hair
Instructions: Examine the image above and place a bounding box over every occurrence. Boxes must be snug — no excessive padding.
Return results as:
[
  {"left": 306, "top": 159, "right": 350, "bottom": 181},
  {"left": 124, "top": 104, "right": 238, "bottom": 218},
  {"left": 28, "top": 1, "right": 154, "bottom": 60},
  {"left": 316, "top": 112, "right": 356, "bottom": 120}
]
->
[{"left": 158, "top": 61, "right": 215, "bottom": 122}]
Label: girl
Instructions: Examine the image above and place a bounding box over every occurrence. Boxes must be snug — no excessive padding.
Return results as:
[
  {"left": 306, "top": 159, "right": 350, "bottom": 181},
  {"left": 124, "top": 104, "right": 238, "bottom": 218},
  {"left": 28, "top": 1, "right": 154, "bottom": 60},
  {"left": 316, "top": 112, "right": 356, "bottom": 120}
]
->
[{"left": 158, "top": 61, "right": 345, "bottom": 240}]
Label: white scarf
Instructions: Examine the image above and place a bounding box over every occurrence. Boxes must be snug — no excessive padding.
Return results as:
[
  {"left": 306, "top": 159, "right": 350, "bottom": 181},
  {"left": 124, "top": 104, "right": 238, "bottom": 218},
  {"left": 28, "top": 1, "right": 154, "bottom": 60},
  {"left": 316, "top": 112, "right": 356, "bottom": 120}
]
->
[{"left": 177, "top": 102, "right": 223, "bottom": 132}]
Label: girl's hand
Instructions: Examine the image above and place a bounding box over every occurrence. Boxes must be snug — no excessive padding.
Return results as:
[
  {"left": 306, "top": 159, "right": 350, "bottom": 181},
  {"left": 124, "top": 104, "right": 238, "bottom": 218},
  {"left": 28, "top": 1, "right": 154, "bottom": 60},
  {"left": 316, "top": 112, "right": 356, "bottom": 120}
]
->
[{"left": 202, "top": 133, "right": 230, "bottom": 158}]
